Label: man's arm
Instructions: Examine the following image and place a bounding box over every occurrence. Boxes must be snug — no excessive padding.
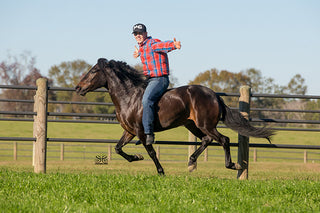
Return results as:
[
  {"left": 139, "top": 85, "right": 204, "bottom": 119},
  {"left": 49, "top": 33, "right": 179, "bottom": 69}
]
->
[{"left": 152, "top": 38, "right": 181, "bottom": 53}]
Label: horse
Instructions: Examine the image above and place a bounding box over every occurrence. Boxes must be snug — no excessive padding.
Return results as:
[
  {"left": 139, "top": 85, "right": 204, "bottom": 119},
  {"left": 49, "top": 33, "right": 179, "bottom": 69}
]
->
[{"left": 75, "top": 58, "right": 274, "bottom": 175}]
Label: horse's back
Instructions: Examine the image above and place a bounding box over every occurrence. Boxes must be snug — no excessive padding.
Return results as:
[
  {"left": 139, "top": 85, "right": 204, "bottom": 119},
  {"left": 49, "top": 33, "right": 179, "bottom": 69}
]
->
[
  {"left": 161, "top": 85, "right": 219, "bottom": 106},
  {"left": 156, "top": 85, "right": 220, "bottom": 130}
]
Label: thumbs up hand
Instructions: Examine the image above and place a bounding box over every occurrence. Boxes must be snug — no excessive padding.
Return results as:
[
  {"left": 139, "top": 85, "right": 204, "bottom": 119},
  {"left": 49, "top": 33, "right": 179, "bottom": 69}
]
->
[
  {"left": 173, "top": 38, "right": 181, "bottom": 49},
  {"left": 133, "top": 46, "right": 140, "bottom": 58}
]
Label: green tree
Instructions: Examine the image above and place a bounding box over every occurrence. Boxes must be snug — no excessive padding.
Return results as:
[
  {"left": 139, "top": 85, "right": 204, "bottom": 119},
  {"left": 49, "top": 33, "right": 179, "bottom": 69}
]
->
[
  {"left": 49, "top": 60, "right": 91, "bottom": 88},
  {"left": 284, "top": 74, "right": 307, "bottom": 95},
  {"left": 189, "top": 69, "right": 251, "bottom": 93},
  {"left": 189, "top": 69, "right": 250, "bottom": 106},
  {"left": 243, "top": 68, "right": 285, "bottom": 120}
]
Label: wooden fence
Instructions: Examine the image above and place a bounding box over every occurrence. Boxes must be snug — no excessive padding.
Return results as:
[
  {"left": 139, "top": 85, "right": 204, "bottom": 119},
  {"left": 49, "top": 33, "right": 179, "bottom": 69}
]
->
[
  {"left": 2, "top": 141, "right": 319, "bottom": 164},
  {"left": 1, "top": 78, "right": 320, "bottom": 179}
]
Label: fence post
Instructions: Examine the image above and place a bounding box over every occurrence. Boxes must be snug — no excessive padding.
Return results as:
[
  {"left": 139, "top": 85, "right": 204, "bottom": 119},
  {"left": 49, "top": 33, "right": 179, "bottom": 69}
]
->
[
  {"left": 253, "top": 148, "right": 257, "bottom": 162},
  {"left": 204, "top": 148, "right": 208, "bottom": 162},
  {"left": 304, "top": 150, "right": 307, "bottom": 163},
  {"left": 13, "top": 142, "right": 17, "bottom": 161},
  {"left": 60, "top": 143, "right": 64, "bottom": 161},
  {"left": 237, "top": 85, "right": 251, "bottom": 180},
  {"left": 188, "top": 131, "right": 197, "bottom": 161},
  {"left": 108, "top": 144, "right": 112, "bottom": 162},
  {"left": 33, "top": 92, "right": 38, "bottom": 166},
  {"left": 33, "top": 78, "right": 48, "bottom": 174}
]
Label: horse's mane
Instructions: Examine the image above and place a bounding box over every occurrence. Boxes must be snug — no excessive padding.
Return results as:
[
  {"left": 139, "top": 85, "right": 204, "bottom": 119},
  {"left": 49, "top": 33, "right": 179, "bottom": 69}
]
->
[{"left": 108, "top": 60, "right": 147, "bottom": 88}]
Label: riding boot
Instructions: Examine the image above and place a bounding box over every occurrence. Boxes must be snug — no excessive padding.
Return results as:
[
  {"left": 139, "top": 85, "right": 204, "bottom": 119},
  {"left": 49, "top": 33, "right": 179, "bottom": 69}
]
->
[{"left": 146, "top": 134, "right": 155, "bottom": 145}]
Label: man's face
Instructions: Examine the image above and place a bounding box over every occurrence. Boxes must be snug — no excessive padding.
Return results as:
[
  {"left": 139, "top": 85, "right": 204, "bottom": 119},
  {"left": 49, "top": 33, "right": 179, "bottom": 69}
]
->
[{"left": 134, "top": 32, "right": 147, "bottom": 44}]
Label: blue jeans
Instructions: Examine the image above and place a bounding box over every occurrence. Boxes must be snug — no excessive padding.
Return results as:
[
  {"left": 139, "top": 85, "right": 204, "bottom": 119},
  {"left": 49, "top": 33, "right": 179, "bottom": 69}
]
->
[{"left": 142, "top": 75, "right": 169, "bottom": 135}]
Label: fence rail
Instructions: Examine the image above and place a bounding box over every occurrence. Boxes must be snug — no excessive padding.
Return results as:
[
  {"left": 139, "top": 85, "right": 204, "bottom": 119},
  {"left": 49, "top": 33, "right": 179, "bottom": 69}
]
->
[
  {"left": 1, "top": 141, "right": 319, "bottom": 163},
  {"left": 2, "top": 136, "right": 320, "bottom": 149}
]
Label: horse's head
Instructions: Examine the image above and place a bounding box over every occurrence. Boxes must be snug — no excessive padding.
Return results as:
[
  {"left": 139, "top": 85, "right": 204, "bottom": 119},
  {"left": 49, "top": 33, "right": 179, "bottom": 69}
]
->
[{"left": 75, "top": 58, "right": 109, "bottom": 96}]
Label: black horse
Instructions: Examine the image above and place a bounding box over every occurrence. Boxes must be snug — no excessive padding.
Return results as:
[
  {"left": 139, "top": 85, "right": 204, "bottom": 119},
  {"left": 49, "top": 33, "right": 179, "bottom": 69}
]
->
[{"left": 76, "top": 58, "right": 274, "bottom": 175}]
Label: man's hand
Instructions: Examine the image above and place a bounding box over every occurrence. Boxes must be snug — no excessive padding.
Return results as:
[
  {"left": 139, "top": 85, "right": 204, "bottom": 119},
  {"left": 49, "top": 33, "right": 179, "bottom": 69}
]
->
[
  {"left": 173, "top": 38, "right": 181, "bottom": 49},
  {"left": 133, "top": 46, "right": 140, "bottom": 58}
]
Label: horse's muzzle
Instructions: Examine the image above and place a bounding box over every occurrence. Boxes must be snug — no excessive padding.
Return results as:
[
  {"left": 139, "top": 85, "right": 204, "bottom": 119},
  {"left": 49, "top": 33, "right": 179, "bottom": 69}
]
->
[{"left": 75, "top": 85, "right": 86, "bottom": 96}]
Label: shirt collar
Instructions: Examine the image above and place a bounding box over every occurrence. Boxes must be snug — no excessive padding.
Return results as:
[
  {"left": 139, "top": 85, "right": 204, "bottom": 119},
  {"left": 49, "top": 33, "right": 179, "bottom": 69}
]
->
[{"left": 140, "top": 36, "right": 152, "bottom": 46}]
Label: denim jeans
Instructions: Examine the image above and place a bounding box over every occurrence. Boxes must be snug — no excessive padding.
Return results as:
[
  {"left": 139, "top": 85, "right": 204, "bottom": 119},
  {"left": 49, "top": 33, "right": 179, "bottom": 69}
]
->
[{"left": 142, "top": 75, "right": 169, "bottom": 135}]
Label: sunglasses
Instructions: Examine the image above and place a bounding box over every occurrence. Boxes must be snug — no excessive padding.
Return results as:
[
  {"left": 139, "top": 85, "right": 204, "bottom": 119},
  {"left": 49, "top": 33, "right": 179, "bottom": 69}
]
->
[{"left": 133, "top": 32, "right": 143, "bottom": 36}]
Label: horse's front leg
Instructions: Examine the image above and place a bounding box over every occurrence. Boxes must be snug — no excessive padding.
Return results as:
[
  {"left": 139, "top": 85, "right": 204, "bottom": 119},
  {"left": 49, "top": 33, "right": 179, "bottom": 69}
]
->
[
  {"left": 115, "top": 131, "right": 144, "bottom": 162},
  {"left": 138, "top": 133, "right": 164, "bottom": 175},
  {"left": 144, "top": 144, "right": 165, "bottom": 175}
]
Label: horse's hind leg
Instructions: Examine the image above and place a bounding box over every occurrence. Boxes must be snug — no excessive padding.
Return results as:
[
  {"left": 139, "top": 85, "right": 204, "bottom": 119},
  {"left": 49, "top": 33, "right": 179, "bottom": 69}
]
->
[
  {"left": 115, "top": 131, "right": 144, "bottom": 162},
  {"left": 188, "top": 135, "right": 212, "bottom": 172},
  {"left": 210, "top": 129, "right": 241, "bottom": 170},
  {"left": 185, "top": 121, "right": 208, "bottom": 172}
]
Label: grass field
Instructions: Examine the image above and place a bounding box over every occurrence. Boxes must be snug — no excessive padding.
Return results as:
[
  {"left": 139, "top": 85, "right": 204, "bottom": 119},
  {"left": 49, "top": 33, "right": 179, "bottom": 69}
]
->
[
  {"left": 1, "top": 121, "right": 320, "bottom": 212},
  {"left": 1, "top": 166, "right": 319, "bottom": 212}
]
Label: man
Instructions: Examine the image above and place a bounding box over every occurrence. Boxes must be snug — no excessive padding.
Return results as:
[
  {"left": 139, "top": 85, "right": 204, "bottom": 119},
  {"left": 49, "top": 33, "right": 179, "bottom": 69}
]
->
[{"left": 132, "top": 23, "right": 181, "bottom": 145}]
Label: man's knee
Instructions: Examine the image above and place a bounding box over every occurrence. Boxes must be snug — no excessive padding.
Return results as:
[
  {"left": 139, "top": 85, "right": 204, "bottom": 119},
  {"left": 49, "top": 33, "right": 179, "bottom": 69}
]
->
[{"left": 142, "top": 97, "right": 154, "bottom": 107}]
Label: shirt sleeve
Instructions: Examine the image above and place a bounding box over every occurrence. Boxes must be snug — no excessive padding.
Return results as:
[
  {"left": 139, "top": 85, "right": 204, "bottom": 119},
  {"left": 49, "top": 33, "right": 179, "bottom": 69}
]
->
[{"left": 151, "top": 40, "right": 176, "bottom": 53}]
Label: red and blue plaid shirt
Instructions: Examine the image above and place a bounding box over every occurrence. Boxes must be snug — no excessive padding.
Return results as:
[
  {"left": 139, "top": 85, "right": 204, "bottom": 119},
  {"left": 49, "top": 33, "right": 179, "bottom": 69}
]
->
[{"left": 138, "top": 37, "right": 176, "bottom": 77}]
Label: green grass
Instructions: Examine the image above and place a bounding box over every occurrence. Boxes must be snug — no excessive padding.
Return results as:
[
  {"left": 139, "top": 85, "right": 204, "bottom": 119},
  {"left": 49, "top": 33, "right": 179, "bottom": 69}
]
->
[{"left": 1, "top": 168, "right": 319, "bottom": 212}]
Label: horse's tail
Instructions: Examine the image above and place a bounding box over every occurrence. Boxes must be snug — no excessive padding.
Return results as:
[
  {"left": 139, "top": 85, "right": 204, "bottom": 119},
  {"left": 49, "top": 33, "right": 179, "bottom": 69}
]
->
[{"left": 217, "top": 95, "right": 274, "bottom": 142}]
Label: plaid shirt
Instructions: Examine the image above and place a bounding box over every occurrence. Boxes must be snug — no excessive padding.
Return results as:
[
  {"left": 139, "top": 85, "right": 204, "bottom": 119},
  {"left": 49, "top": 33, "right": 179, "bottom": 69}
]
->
[{"left": 138, "top": 37, "right": 176, "bottom": 77}]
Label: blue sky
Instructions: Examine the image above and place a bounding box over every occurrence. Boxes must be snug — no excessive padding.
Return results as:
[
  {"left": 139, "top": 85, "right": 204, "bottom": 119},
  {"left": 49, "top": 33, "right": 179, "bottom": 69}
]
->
[{"left": 1, "top": 0, "right": 319, "bottom": 94}]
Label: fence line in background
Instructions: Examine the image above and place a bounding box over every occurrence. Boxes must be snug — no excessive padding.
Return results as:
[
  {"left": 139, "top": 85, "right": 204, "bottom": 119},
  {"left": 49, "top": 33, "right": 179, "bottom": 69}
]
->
[{"left": 2, "top": 141, "right": 319, "bottom": 163}]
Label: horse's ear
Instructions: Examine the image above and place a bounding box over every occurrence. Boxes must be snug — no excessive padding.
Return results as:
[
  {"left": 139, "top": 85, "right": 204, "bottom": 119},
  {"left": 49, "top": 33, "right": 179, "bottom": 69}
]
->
[{"left": 97, "top": 58, "right": 108, "bottom": 70}]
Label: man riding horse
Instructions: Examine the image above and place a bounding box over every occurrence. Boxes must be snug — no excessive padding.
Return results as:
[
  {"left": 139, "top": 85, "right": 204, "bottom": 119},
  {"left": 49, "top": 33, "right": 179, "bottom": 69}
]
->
[{"left": 132, "top": 23, "right": 181, "bottom": 145}]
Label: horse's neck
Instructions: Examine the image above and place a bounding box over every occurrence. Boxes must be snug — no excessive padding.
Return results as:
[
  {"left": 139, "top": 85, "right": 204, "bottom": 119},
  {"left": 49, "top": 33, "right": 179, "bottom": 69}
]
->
[{"left": 107, "top": 80, "right": 144, "bottom": 112}]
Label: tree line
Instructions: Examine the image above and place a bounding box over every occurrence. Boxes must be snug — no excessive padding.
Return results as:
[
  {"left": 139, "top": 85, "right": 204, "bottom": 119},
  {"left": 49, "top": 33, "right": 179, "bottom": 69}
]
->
[{"left": 0, "top": 53, "right": 319, "bottom": 126}]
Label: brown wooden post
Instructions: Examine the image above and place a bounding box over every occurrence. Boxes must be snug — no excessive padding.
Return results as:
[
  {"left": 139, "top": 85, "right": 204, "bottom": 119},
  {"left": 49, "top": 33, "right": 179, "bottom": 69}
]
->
[
  {"left": 204, "top": 148, "right": 208, "bottom": 162},
  {"left": 304, "top": 150, "right": 307, "bottom": 163},
  {"left": 33, "top": 93, "right": 38, "bottom": 166},
  {"left": 13, "top": 142, "right": 17, "bottom": 161},
  {"left": 188, "top": 131, "right": 197, "bottom": 159},
  {"left": 107, "top": 144, "right": 112, "bottom": 162},
  {"left": 237, "top": 85, "right": 251, "bottom": 180},
  {"left": 60, "top": 143, "right": 64, "bottom": 161},
  {"left": 188, "top": 131, "right": 197, "bottom": 170},
  {"left": 253, "top": 148, "right": 257, "bottom": 163},
  {"left": 33, "top": 78, "right": 48, "bottom": 174}
]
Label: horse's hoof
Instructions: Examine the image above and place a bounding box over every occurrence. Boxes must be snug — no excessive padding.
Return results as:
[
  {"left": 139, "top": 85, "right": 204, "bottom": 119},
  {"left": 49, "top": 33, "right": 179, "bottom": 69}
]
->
[
  {"left": 135, "top": 154, "right": 144, "bottom": 161},
  {"left": 188, "top": 162, "right": 197, "bottom": 172},
  {"left": 158, "top": 171, "right": 165, "bottom": 176},
  {"left": 234, "top": 163, "right": 242, "bottom": 170},
  {"left": 226, "top": 163, "right": 242, "bottom": 170},
  {"left": 135, "top": 140, "right": 142, "bottom": 145}
]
